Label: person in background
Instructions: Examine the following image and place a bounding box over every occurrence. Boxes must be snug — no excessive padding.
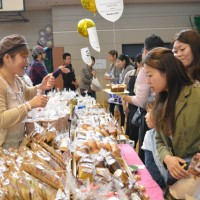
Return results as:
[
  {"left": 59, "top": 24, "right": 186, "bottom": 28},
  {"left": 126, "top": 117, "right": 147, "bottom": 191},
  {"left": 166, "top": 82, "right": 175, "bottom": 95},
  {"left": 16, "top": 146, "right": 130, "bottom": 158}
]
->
[
  {"left": 62, "top": 52, "right": 79, "bottom": 91},
  {"left": 116, "top": 54, "right": 135, "bottom": 127},
  {"left": 0, "top": 34, "right": 55, "bottom": 149},
  {"left": 172, "top": 29, "right": 200, "bottom": 82},
  {"left": 141, "top": 97, "right": 167, "bottom": 189},
  {"left": 29, "top": 45, "right": 48, "bottom": 85},
  {"left": 79, "top": 56, "right": 96, "bottom": 99},
  {"left": 121, "top": 34, "right": 164, "bottom": 162},
  {"left": 104, "top": 50, "right": 122, "bottom": 117},
  {"left": 144, "top": 47, "right": 200, "bottom": 198},
  {"left": 123, "top": 53, "right": 143, "bottom": 148}
]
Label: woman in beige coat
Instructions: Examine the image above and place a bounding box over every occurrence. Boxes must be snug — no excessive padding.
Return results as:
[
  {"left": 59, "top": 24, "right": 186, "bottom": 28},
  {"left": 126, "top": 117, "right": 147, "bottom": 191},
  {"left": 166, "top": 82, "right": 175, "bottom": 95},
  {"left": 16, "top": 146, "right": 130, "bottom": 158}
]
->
[{"left": 0, "top": 34, "right": 55, "bottom": 148}]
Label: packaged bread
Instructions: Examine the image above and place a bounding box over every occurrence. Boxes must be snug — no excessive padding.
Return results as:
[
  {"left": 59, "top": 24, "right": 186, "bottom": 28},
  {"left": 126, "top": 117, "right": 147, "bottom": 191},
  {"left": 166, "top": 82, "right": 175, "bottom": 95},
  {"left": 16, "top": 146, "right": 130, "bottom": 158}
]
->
[
  {"left": 30, "top": 142, "right": 66, "bottom": 170},
  {"left": 21, "top": 159, "right": 63, "bottom": 190},
  {"left": 87, "top": 138, "right": 98, "bottom": 151},
  {"left": 45, "top": 129, "right": 57, "bottom": 143},
  {"left": 81, "top": 124, "right": 93, "bottom": 131},
  {"left": 104, "top": 154, "right": 121, "bottom": 174},
  {"left": 30, "top": 173, "right": 58, "bottom": 200},
  {"left": 38, "top": 141, "right": 65, "bottom": 165},
  {"left": 16, "top": 178, "right": 32, "bottom": 200},
  {"left": 74, "top": 151, "right": 88, "bottom": 162},
  {"left": 110, "top": 143, "right": 121, "bottom": 157},
  {"left": 76, "top": 145, "right": 90, "bottom": 154},
  {"left": 100, "top": 129, "right": 109, "bottom": 137},
  {"left": 96, "top": 167, "right": 112, "bottom": 182},
  {"left": 114, "top": 169, "right": 128, "bottom": 185},
  {"left": 78, "top": 164, "right": 93, "bottom": 181}
]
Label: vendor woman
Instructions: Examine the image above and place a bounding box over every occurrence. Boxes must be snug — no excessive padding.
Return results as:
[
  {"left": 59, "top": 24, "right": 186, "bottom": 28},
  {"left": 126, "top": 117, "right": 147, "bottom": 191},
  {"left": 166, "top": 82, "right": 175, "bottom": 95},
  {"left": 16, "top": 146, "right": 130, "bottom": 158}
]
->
[{"left": 0, "top": 34, "right": 55, "bottom": 149}]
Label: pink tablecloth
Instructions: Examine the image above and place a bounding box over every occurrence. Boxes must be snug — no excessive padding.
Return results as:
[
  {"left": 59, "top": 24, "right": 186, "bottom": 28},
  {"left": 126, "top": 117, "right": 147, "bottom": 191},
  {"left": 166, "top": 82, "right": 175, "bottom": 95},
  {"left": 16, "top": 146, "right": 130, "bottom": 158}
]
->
[{"left": 118, "top": 144, "right": 164, "bottom": 200}]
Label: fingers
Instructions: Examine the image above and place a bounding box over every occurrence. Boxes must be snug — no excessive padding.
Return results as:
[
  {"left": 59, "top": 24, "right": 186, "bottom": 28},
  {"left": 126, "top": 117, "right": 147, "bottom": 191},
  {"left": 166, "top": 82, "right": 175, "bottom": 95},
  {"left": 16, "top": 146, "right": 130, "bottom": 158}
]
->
[
  {"left": 169, "top": 162, "right": 189, "bottom": 179},
  {"left": 40, "top": 95, "right": 49, "bottom": 107}
]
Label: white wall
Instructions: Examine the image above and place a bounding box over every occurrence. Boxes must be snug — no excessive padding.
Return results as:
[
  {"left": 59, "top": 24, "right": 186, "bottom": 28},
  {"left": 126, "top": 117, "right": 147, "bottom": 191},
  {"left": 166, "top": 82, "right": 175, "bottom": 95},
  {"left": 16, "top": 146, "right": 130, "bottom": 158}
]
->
[
  {"left": 0, "top": 3, "right": 200, "bottom": 104},
  {"left": 51, "top": 2, "right": 200, "bottom": 104},
  {"left": 0, "top": 10, "right": 52, "bottom": 49}
]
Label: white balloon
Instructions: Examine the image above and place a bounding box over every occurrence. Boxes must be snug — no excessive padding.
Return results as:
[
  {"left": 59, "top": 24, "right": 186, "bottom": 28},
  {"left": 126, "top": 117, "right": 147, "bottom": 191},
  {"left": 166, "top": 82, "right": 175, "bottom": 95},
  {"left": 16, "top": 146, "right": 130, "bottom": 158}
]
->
[
  {"left": 46, "top": 40, "right": 53, "bottom": 48},
  {"left": 81, "top": 47, "right": 92, "bottom": 65},
  {"left": 95, "top": 0, "right": 124, "bottom": 22},
  {"left": 87, "top": 26, "right": 100, "bottom": 52},
  {"left": 38, "top": 36, "right": 47, "bottom": 46}
]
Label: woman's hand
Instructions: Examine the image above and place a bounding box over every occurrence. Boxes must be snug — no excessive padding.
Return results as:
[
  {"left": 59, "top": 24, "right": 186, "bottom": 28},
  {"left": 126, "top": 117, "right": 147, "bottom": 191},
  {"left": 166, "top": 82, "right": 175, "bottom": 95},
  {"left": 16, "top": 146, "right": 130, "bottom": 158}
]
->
[
  {"left": 164, "top": 155, "right": 189, "bottom": 180},
  {"left": 40, "top": 74, "right": 55, "bottom": 90},
  {"left": 29, "top": 95, "right": 49, "bottom": 108},
  {"left": 122, "top": 98, "right": 129, "bottom": 115}
]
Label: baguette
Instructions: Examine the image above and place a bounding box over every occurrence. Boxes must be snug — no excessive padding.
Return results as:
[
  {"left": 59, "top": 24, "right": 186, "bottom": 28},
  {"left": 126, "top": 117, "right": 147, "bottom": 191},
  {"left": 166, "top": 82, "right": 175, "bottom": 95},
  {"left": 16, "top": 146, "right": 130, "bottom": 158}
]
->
[
  {"left": 22, "top": 159, "right": 63, "bottom": 190},
  {"left": 38, "top": 141, "right": 65, "bottom": 165}
]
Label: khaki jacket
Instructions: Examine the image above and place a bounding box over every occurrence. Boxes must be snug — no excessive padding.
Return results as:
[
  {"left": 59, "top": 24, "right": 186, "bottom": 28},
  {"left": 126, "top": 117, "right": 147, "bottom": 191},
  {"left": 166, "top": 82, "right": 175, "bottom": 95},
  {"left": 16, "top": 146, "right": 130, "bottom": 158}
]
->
[{"left": 156, "top": 83, "right": 200, "bottom": 163}]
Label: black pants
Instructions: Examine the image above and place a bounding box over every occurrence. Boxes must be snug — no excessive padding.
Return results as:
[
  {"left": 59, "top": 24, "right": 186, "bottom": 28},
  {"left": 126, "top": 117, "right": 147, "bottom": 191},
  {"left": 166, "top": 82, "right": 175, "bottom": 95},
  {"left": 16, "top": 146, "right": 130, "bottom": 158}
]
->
[
  {"left": 109, "top": 103, "right": 125, "bottom": 127},
  {"left": 138, "top": 108, "right": 149, "bottom": 163},
  {"left": 81, "top": 91, "right": 96, "bottom": 99},
  {"left": 125, "top": 104, "right": 139, "bottom": 148}
]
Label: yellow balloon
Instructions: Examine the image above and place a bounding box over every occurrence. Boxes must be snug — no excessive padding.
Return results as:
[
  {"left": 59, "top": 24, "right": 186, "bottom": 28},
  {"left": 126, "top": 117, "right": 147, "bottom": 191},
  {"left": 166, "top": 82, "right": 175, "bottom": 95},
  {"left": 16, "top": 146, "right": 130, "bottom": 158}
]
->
[
  {"left": 77, "top": 18, "right": 95, "bottom": 37},
  {"left": 81, "top": 0, "right": 97, "bottom": 14}
]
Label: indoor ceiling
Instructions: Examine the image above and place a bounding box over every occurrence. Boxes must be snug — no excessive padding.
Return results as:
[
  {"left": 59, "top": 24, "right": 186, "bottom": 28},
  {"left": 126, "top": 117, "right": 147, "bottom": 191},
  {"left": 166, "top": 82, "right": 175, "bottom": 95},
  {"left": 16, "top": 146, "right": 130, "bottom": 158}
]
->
[{"left": 25, "top": 0, "right": 200, "bottom": 10}]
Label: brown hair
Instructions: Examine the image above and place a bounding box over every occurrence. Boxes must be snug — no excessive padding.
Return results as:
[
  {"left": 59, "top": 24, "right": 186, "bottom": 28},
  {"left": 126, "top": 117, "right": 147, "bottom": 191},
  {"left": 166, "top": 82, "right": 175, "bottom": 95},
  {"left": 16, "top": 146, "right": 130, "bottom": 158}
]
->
[{"left": 173, "top": 29, "right": 200, "bottom": 81}]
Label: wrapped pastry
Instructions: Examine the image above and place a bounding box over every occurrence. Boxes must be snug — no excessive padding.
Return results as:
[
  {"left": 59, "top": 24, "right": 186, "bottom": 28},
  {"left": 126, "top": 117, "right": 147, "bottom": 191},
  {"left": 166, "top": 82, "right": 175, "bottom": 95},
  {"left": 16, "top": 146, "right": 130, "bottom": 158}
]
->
[
  {"left": 100, "top": 129, "right": 109, "bottom": 137},
  {"left": 104, "top": 154, "right": 121, "bottom": 174},
  {"left": 45, "top": 127, "right": 57, "bottom": 143},
  {"left": 74, "top": 151, "right": 88, "bottom": 162},
  {"left": 38, "top": 141, "right": 65, "bottom": 165},
  {"left": 78, "top": 164, "right": 93, "bottom": 182},
  {"left": 110, "top": 143, "right": 121, "bottom": 157},
  {"left": 96, "top": 167, "right": 112, "bottom": 182},
  {"left": 16, "top": 178, "right": 32, "bottom": 200},
  {"left": 30, "top": 142, "right": 66, "bottom": 170},
  {"left": 87, "top": 138, "right": 98, "bottom": 151},
  {"left": 21, "top": 159, "right": 63, "bottom": 190},
  {"left": 114, "top": 169, "right": 128, "bottom": 185}
]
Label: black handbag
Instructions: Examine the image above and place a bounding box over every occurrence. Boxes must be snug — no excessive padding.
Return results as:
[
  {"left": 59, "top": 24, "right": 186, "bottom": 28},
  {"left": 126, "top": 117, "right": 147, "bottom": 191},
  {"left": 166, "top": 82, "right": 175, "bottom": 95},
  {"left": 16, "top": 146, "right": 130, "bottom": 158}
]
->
[{"left": 131, "top": 107, "right": 142, "bottom": 126}]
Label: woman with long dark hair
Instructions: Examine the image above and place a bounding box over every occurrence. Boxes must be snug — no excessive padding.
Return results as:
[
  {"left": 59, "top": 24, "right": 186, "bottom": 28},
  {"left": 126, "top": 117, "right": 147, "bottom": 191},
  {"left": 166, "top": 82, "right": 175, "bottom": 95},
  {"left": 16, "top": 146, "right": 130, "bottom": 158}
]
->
[{"left": 144, "top": 47, "right": 200, "bottom": 199}]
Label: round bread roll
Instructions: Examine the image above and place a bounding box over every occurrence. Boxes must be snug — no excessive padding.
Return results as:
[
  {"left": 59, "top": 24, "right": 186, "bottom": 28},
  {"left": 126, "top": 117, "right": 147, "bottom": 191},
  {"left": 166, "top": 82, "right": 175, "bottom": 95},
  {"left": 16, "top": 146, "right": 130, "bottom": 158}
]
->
[
  {"left": 104, "top": 142, "right": 112, "bottom": 152},
  {"left": 96, "top": 140, "right": 103, "bottom": 150},
  {"left": 100, "top": 129, "right": 109, "bottom": 137},
  {"left": 110, "top": 143, "right": 120, "bottom": 156},
  {"left": 94, "top": 126, "right": 101, "bottom": 132},
  {"left": 87, "top": 138, "right": 97, "bottom": 150},
  {"left": 78, "top": 145, "right": 90, "bottom": 153},
  {"left": 134, "top": 174, "right": 141, "bottom": 181},
  {"left": 114, "top": 169, "right": 128, "bottom": 184}
]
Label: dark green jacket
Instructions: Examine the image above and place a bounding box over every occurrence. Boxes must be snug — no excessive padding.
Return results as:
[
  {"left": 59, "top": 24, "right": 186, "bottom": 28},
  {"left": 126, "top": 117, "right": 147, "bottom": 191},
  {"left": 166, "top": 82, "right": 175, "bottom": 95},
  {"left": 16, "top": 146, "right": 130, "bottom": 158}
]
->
[{"left": 156, "top": 83, "right": 200, "bottom": 163}]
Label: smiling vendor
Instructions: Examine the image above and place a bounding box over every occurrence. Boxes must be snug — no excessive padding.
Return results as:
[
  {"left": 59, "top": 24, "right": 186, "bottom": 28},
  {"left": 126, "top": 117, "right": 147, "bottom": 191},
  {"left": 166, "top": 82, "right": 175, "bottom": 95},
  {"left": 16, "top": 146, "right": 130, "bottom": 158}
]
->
[{"left": 0, "top": 34, "right": 55, "bottom": 149}]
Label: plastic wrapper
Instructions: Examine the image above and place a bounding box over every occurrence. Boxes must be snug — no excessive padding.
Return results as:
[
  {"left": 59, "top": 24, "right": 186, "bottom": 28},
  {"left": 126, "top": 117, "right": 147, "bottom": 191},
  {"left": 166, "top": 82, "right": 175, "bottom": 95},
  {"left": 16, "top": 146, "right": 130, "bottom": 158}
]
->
[
  {"left": 38, "top": 140, "right": 65, "bottom": 165},
  {"left": 21, "top": 159, "right": 63, "bottom": 190},
  {"left": 30, "top": 142, "right": 66, "bottom": 170}
]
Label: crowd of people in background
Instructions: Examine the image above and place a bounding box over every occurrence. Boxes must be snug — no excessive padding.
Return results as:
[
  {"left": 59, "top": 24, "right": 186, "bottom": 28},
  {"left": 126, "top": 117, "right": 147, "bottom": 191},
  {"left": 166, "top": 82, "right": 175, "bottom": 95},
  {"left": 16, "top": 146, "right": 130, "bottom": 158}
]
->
[{"left": 0, "top": 29, "right": 200, "bottom": 199}]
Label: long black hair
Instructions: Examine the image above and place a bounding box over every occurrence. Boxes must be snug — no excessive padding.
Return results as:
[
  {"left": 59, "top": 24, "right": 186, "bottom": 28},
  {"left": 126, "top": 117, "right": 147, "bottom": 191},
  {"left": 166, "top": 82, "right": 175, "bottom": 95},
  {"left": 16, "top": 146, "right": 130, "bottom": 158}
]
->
[
  {"left": 117, "top": 54, "right": 132, "bottom": 69},
  {"left": 144, "top": 47, "right": 192, "bottom": 135}
]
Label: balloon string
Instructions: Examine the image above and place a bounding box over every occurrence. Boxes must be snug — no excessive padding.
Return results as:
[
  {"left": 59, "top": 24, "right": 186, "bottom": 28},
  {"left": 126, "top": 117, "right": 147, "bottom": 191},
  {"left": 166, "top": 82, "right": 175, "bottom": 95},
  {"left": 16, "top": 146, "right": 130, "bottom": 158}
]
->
[{"left": 113, "top": 22, "right": 116, "bottom": 50}]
